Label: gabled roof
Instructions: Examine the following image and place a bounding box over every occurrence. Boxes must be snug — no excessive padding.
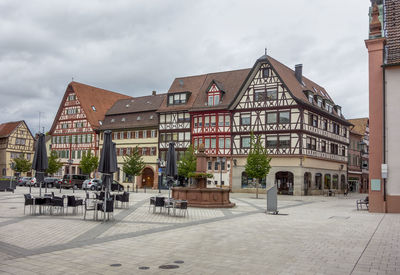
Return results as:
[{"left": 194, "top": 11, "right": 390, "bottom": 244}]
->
[
  {"left": 0, "top": 121, "right": 22, "bottom": 138},
  {"left": 100, "top": 93, "right": 166, "bottom": 130},
  {"left": 106, "top": 93, "right": 166, "bottom": 116},
  {"left": 50, "top": 81, "right": 131, "bottom": 134},
  {"left": 190, "top": 69, "right": 251, "bottom": 112},
  {"left": 385, "top": 0, "right": 400, "bottom": 65},
  {"left": 157, "top": 69, "right": 251, "bottom": 113},
  {"left": 157, "top": 74, "right": 208, "bottom": 112},
  {"left": 230, "top": 55, "right": 349, "bottom": 125},
  {"left": 348, "top": 118, "right": 369, "bottom": 136}
]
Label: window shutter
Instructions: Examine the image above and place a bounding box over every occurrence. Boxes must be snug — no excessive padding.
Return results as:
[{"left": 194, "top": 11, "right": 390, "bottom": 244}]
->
[
  {"left": 147, "top": 130, "right": 151, "bottom": 137},
  {"left": 139, "top": 131, "right": 143, "bottom": 138}
]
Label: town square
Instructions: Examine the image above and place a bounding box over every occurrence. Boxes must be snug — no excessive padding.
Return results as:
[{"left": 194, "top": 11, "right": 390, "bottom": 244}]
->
[{"left": 0, "top": 0, "right": 399, "bottom": 274}]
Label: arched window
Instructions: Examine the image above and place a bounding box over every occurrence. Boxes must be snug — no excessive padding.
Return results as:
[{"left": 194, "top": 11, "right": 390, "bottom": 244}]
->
[
  {"left": 315, "top": 173, "right": 322, "bottom": 190},
  {"left": 324, "top": 174, "right": 331, "bottom": 189}
]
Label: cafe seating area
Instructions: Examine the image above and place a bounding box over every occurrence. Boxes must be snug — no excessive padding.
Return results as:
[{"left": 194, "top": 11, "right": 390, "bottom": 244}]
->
[{"left": 149, "top": 196, "right": 189, "bottom": 217}]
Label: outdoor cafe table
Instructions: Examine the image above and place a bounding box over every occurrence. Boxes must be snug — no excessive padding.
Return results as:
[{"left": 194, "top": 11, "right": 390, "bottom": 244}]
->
[{"left": 164, "top": 198, "right": 185, "bottom": 216}]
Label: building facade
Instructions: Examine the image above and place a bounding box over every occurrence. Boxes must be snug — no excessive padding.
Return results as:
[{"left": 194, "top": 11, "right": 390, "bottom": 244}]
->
[
  {"left": 347, "top": 118, "right": 369, "bottom": 193},
  {"left": 49, "top": 82, "right": 130, "bottom": 177},
  {"left": 0, "top": 121, "right": 35, "bottom": 177},
  {"left": 229, "top": 55, "right": 350, "bottom": 195},
  {"left": 99, "top": 92, "right": 165, "bottom": 190},
  {"left": 365, "top": 0, "right": 400, "bottom": 212}
]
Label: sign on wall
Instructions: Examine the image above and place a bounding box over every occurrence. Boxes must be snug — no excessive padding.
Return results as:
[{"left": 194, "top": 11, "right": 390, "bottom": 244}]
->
[{"left": 371, "top": 179, "right": 381, "bottom": 191}]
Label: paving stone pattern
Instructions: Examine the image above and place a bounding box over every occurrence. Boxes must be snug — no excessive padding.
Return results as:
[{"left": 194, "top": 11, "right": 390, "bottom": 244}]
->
[{"left": 0, "top": 187, "right": 399, "bottom": 274}]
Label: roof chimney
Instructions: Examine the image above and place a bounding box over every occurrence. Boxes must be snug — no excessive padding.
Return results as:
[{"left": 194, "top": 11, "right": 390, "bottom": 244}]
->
[
  {"left": 152, "top": 90, "right": 156, "bottom": 96},
  {"left": 295, "top": 64, "right": 303, "bottom": 83}
]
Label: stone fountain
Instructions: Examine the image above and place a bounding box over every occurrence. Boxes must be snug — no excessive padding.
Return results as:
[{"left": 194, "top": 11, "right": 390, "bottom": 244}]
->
[{"left": 172, "top": 144, "right": 235, "bottom": 208}]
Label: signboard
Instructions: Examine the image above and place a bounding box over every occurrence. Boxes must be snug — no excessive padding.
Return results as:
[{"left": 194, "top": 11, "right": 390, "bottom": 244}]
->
[
  {"left": 381, "top": 164, "right": 388, "bottom": 179},
  {"left": 158, "top": 168, "right": 162, "bottom": 173},
  {"left": 371, "top": 179, "right": 381, "bottom": 191}
]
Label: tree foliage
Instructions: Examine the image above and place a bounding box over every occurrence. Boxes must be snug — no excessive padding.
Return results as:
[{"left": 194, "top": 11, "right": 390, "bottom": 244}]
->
[
  {"left": 12, "top": 156, "right": 32, "bottom": 174},
  {"left": 46, "top": 151, "right": 63, "bottom": 175},
  {"left": 245, "top": 133, "right": 272, "bottom": 198},
  {"left": 122, "top": 146, "right": 145, "bottom": 179},
  {"left": 79, "top": 150, "right": 99, "bottom": 176},
  {"left": 178, "top": 145, "right": 197, "bottom": 181}
]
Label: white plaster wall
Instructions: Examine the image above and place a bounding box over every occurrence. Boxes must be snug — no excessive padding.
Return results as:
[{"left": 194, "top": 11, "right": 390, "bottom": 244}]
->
[{"left": 386, "top": 67, "right": 400, "bottom": 195}]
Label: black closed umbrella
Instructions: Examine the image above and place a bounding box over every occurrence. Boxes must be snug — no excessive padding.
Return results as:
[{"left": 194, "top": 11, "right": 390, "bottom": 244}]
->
[
  {"left": 98, "top": 130, "right": 117, "bottom": 221},
  {"left": 32, "top": 133, "right": 48, "bottom": 196},
  {"left": 166, "top": 142, "right": 177, "bottom": 199}
]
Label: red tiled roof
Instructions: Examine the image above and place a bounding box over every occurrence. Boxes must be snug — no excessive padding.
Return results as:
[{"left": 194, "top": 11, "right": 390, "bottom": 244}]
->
[
  {"left": 0, "top": 121, "right": 22, "bottom": 138},
  {"left": 50, "top": 82, "right": 131, "bottom": 134},
  {"left": 385, "top": 0, "right": 400, "bottom": 65},
  {"left": 348, "top": 117, "right": 369, "bottom": 136}
]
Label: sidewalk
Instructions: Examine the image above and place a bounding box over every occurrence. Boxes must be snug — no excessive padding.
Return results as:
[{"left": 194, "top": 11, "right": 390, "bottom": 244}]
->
[{"left": 0, "top": 187, "right": 398, "bottom": 274}]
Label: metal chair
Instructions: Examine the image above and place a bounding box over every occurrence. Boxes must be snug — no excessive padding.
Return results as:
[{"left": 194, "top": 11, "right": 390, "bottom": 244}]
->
[
  {"left": 83, "top": 195, "right": 96, "bottom": 220},
  {"left": 176, "top": 201, "right": 189, "bottom": 217},
  {"left": 97, "top": 199, "right": 114, "bottom": 220},
  {"left": 51, "top": 196, "right": 65, "bottom": 215},
  {"left": 67, "top": 195, "right": 83, "bottom": 214},
  {"left": 23, "top": 194, "right": 34, "bottom": 215}
]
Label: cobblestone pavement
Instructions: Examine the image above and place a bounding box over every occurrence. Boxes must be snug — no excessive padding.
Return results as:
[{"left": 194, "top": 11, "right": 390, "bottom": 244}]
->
[{"left": 0, "top": 187, "right": 399, "bottom": 274}]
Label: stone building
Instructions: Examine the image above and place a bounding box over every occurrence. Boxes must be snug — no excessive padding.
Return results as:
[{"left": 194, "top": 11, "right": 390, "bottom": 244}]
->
[{"left": 0, "top": 121, "right": 35, "bottom": 177}]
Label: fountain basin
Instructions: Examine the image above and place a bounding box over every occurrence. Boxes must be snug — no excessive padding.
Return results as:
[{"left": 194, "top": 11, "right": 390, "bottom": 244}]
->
[{"left": 172, "top": 187, "right": 235, "bottom": 208}]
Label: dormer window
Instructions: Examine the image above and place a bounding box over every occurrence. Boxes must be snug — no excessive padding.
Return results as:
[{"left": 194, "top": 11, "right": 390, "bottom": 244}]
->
[
  {"left": 168, "top": 92, "right": 188, "bottom": 105},
  {"left": 308, "top": 94, "right": 314, "bottom": 103},
  {"left": 110, "top": 119, "right": 115, "bottom": 123},
  {"left": 317, "top": 98, "right": 323, "bottom": 108},
  {"left": 137, "top": 116, "right": 141, "bottom": 120},
  {"left": 121, "top": 118, "right": 126, "bottom": 122},
  {"left": 99, "top": 121, "right": 103, "bottom": 125},
  {"left": 91, "top": 105, "right": 96, "bottom": 111},
  {"left": 150, "top": 115, "right": 154, "bottom": 120},
  {"left": 334, "top": 105, "right": 342, "bottom": 116},
  {"left": 208, "top": 92, "right": 220, "bottom": 106}
]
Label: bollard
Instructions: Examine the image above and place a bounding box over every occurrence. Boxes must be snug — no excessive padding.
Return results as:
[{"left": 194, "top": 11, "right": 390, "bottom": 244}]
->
[
  {"left": 127, "top": 185, "right": 130, "bottom": 193},
  {"left": 144, "top": 187, "right": 146, "bottom": 193}
]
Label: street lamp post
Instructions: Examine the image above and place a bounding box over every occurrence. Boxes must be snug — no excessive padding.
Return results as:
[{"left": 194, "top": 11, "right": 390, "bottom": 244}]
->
[
  {"left": 217, "top": 157, "right": 225, "bottom": 189},
  {"left": 9, "top": 162, "right": 14, "bottom": 191}
]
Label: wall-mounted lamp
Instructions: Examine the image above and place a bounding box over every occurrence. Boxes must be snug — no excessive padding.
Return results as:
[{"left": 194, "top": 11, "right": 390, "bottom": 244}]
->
[{"left": 233, "top": 159, "right": 237, "bottom": 167}]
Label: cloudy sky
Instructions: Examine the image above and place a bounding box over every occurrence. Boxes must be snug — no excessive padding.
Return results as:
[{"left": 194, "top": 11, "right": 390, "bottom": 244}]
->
[{"left": 0, "top": 0, "right": 370, "bottom": 134}]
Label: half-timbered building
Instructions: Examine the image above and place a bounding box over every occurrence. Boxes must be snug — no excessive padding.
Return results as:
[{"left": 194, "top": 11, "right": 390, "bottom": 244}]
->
[
  {"left": 49, "top": 82, "right": 130, "bottom": 176},
  {"left": 99, "top": 91, "right": 166, "bottom": 190},
  {"left": 157, "top": 76, "right": 201, "bottom": 161},
  {"left": 0, "top": 121, "right": 35, "bottom": 177},
  {"left": 229, "top": 55, "right": 351, "bottom": 195},
  {"left": 189, "top": 69, "right": 250, "bottom": 188}
]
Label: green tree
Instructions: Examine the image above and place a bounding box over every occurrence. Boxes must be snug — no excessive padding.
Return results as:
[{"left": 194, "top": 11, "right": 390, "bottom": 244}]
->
[
  {"left": 245, "top": 133, "right": 272, "bottom": 198},
  {"left": 122, "top": 146, "right": 145, "bottom": 182},
  {"left": 46, "top": 151, "right": 63, "bottom": 175},
  {"left": 12, "top": 156, "right": 32, "bottom": 175},
  {"left": 79, "top": 150, "right": 99, "bottom": 177},
  {"left": 178, "top": 145, "right": 197, "bottom": 185}
]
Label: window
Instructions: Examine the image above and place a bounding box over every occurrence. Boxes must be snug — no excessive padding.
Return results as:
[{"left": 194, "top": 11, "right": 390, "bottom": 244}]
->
[
  {"left": 219, "top": 138, "right": 224, "bottom": 148},
  {"left": 211, "top": 138, "right": 216, "bottom": 148},
  {"left": 111, "top": 118, "right": 115, "bottom": 123},
  {"left": 143, "top": 131, "right": 147, "bottom": 138},
  {"left": 205, "top": 116, "right": 210, "bottom": 127},
  {"left": 225, "top": 115, "right": 230, "bottom": 126},
  {"left": 135, "top": 131, "right": 139, "bottom": 139},
  {"left": 211, "top": 116, "right": 216, "bottom": 127},
  {"left": 323, "top": 119, "right": 328, "bottom": 130},
  {"left": 214, "top": 161, "right": 219, "bottom": 170},
  {"left": 205, "top": 138, "right": 210, "bottom": 148},
  {"left": 91, "top": 105, "right": 96, "bottom": 111},
  {"left": 114, "top": 132, "right": 118, "bottom": 140},
  {"left": 168, "top": 93, "right": 187, "bottom": 105},
  {"left": 208, "top": 161, "right": 212, "bottom": 170},
  {"left": 317, "top": 98, "right": 323, "bottom": 107},
  {"left": 241, "top": 114, "right": 251, "bottom": 125},
  {"left": 121, "top": 117, "right": 126, "bottom": 122},
  {"left": 262, "top": 68, "right": 270, "bottom": 78},
  {"left": 308, "top": 94, "right": 314, "bottom": 103},
  {"left": 218, "top": 116, "right": 224, "bottom": 127},
  {"left": 306, "top": 137, "right": 316, "bottom": 150},
  {"left": 309, "top": 114, "right": 318, "bottom": 127},
  {"left": 194, "top": 117, "right": 198, "bottom": 127},
  {"left": 225, "top": 138, "right": 231, "bottom": 149},
  {"left": 208, "top": 92, "right": 220, "bottom": 106},
  {"left": 142, "top": 148, "right": 147, "bottom": 156},
  {"left": 178, "top": 132, "right": 184, "bottom": 141},
  {"left": 266, "top": 112, "right": 277, "bottom": 124},
  {"left": 178, "top": 113, "right": 184, "bottom": 123},
  {"left": 151, "top": 130, "right": 156, "bottom": 138},
  {"left": 321, "top": 140, "right": 326, "bottom": 152},
  {"left": 151, "top": 147, "right": 156, "bottom": 156},
  {"left": 279, "top": 135, "right": 290, "bottom": 148},
  {"left": 266, "top": 88, "right": 278, "bottom": 100},
  {"left": 137, "top": 116, "right": 141, "bottom": 120},
  {"left": 185, "top": 132, "right": 190, "bottom": 140},
  {"left": 279, "top": 112, "right": 290, "bottom": 123},
  {"left": 266, "top": 136, "right": 278, "bottom": 148},
  {"left": 99, "top": 121, "right": 103, "bottom": 125},
  {"left": 341, "top": 145, "right": 346, "bottom": 156},
  {"left": 332, "top": 123, "right": 340, "bottom": 134},
  {"left": 198, "top": 117, "right": 203, "bottom": 127},
  {"left": 330, "top": 143, "right": 339, "bottom": 155},
  {"left": 160, "top": 114, "right": 165, "bottom": 123},
  {"left": 254, "top": 89, "right": 267, "bottom": 101},
  {"left": 127, "top": 131, "right": 131, "bottom": 139},
  {"left": 241, "top": 137, "right": 251, "bottom": 148}
]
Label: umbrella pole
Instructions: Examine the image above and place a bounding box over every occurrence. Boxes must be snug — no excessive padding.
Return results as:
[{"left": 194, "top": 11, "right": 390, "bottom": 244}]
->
[{"left": 104, "top": 176, "right": 107, "bottom": 222}]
